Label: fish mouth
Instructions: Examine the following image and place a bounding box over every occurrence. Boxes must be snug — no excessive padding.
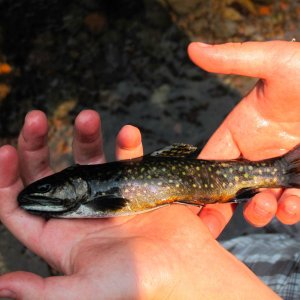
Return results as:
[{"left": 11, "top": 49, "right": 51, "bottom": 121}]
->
[{"left": 18, "top": 194, "right": 77, "bottom": 213}]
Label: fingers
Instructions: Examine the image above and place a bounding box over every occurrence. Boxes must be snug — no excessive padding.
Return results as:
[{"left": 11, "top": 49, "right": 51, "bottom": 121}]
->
[
  {"left": 197, "top": 126, "right": 241, "bottom": 238},
  {"left": 0, "top": 146, "right": 45, "bottom": 254},
  {"left": 276, "top": 189, "right": 300, "bottom": 224},
  {"left": 187, "top": 41, "right": 297, "bottom": 79},
  {"left": 18, "top": 110, "right": 52, "bottom": 185},
  {"left": 0, "top": 145, "right": 20, "bottom": 188},
  {"left": 115, "top": 125, "right": 143, "bottom": 160},
  {"left": 73, "top": 110, "right": 106, "bottom": 164},
  {"left": 243, "top": 191, "right": 278, "bottom": 227},
  {"left": 0, "top": 271, "right": 45, "bottom": 300},
  {"left": 199, "top": 203, "right": 235, "bottom": 238}
]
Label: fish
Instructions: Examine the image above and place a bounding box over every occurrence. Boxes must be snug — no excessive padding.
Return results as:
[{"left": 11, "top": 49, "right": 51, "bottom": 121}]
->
[{"left": 18, "top": 143, "right": 300, "bottom": 218}]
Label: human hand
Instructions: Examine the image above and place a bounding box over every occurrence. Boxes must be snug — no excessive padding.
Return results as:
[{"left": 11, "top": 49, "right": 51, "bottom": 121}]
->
[
  {"left": 0, "top": 110, "right": 279, "bottom": 299},
  {"left": 188, "top": 41, "right": 300, "bottom": 237}
]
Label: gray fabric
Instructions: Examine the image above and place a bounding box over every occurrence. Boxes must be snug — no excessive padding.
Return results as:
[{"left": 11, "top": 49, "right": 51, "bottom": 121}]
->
[{"left": 221, "top": 220, "right": 300, "bottom": 300}]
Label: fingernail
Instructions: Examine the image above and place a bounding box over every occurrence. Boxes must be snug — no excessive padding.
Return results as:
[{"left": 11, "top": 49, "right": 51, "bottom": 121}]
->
[
  {"left": 196, "top": 42, "right": 211, "bottom": 48},
  {"left": 284, "top": 202, "right": 297, "bottom": 215},
  {"left": 254, "top": 203, "right": 271, "bottom": 217},
  {"left": 0, "top": 289, "right": 16, "bottom": 298}
]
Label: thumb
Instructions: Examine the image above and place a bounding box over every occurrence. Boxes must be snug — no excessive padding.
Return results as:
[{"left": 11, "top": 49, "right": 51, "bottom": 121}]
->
[
  {"left": 187, "top": 41, "right": 296, "bottom": 79},
  {"left": 0, "top": 271, "right": 45, "bottom": 299}
]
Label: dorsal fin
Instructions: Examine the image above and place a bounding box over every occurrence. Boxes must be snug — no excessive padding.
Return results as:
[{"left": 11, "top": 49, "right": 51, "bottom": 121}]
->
[{"left": 149, "top": 143, "right": 200, "bottom": 158}]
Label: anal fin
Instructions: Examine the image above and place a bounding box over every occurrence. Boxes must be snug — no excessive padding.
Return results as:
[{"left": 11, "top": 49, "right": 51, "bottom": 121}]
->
[{"left": 233, "top": 188, "right": 260, "bottom": 203}]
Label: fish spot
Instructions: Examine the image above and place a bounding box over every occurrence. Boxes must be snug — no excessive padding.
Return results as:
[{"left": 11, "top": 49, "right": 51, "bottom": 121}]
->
[
  {"left": 169, "top": 179, "right": 173, "bottom": 183},
  {"left": 210, "top": 184, "right": 214, "bottom": 188},
  {"left": 229, "top": 168, "right": 233, "bottom": 173},
  {"left": 234, "top": 176, "right": 239, "bottom": 182},
  {"left": 182, "top": 172, "right": 186, "bottom": 175},
  {"left": 147, "top": 175, "right": 152, "bottom": 179},
  {"left": 176, "top": 183, "right": 180, "bottom": 188},
  {"left": 162, "top": 168, "right": 166, "bottom": 172},
  {"left": 204, "top": 184, "right": 208, "bottom": 188},
  {"left": 172, "top": 166, "right": 176, "bottom": 170},
  {"left": 222, "top": 182, "right": 226, "bottom": 187},
  {"left": 223, "top": 174, "right": 227, "bottom": 178},
  {"left": 208, "top": 167, "right": 212, "bottom": 172},
  {"left": 239, "top": 166, "right": 243, "bottom": 172},
  {"left": 192, "top": 184, "right": 197, "bottom": 188},
  {"left": 229, "top": 182, "right": 233, "bottom": 187},
  {"left": 158, "top": 182, "right": 163, "bottom": 186},
  {"left": 124, "top": 189, "right": 129, "bottom": 193},
  {"left": 196, "top": 166, "right": 200, "bottom": 171},
  {"left": 266, "top": 168, "right": 271, "bottom": 173},
  {"left": 258, "top": 170, "right": 263, "bottom": 175},
  {"left": 216, "top": 170, "right": 221, "bottom": 175},
  {"left": 244, "top": 173, "right": 249, "bottom": 179},
  {"left": 248, "top": 166, "right": 253, "bottom": 171}
]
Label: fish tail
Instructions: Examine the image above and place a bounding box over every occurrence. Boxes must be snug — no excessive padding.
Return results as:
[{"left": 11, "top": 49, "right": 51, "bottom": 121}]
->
[{"left": 280, "top": 144, "right": 300, "bottom": 188}]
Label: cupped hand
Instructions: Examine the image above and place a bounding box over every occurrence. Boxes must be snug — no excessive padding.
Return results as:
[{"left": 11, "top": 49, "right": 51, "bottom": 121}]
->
[
  {"left": 188, "top": 41, "right": 300, "bottom": 237},
  {"left": 0, "top": 110, "right": 279, "bottom": 299}
]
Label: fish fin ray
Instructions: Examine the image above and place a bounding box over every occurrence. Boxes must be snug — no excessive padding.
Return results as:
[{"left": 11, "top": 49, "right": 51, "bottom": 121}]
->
[
  {"left": 148, "top": 143, "right": 201, "bottom": 158},
  {"left": 84, "top": 196, "right": 129, "bottom": 211}
]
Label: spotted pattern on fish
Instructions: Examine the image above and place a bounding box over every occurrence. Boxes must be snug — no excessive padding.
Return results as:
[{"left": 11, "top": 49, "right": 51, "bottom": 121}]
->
[{"left": 17, "top": 143, "right": 300, "bottom": 218}]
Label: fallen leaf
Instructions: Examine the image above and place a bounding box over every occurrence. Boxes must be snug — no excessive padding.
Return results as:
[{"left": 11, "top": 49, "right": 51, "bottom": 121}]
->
[
  {"left": 84, "top": 12, "right": 107, "bottom": 33},
  {"left": 0, "top": 63, "right": 12, "bottom": 75},
  {"left": 258, "top": 5, "right": 272, "bottom": 16},
  {"left": 0, "top": 84, "right": 11, "bottom": 101}
]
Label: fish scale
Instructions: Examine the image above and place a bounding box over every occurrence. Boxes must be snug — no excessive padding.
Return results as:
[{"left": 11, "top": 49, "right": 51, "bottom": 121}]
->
[{"left": 17, "top": 143, "right": 300, "bottom": 218}]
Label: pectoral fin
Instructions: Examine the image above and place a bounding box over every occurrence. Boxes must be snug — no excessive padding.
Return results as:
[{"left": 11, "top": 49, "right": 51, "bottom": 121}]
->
[{"left": 85, "top": 196, "right": 129, "bottom": 211}]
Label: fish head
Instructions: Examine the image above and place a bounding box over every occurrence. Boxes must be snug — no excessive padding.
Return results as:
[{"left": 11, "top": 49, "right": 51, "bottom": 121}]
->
[{"left": 18, "top": 172, "right": 88, "bottom": 215}]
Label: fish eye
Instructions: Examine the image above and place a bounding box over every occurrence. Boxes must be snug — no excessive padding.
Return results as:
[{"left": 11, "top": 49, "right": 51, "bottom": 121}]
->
[{"left": 37, "top": 183, "right": 52, "bottom": 193}]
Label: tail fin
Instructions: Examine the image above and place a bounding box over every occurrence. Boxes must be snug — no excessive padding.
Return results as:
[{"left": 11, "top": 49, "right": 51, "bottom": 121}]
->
[{"left": 281, "top": 144, "right": 300, "bottom": 188}]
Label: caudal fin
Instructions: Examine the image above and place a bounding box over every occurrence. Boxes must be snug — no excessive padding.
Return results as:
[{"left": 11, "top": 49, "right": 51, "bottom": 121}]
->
[{"left": 281, "top": 144, "right": 300, "bottom": 188}]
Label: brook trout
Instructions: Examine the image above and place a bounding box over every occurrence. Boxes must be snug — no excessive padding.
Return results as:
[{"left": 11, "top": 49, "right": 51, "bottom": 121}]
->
[{"left": 18, "top": 143, "right": 300, "bottom": 218}]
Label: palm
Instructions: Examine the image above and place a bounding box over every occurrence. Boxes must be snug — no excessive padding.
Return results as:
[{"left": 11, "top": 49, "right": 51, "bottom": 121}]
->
[{"left": 34, "top": 205, "right": 209, "bottom": 298}]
